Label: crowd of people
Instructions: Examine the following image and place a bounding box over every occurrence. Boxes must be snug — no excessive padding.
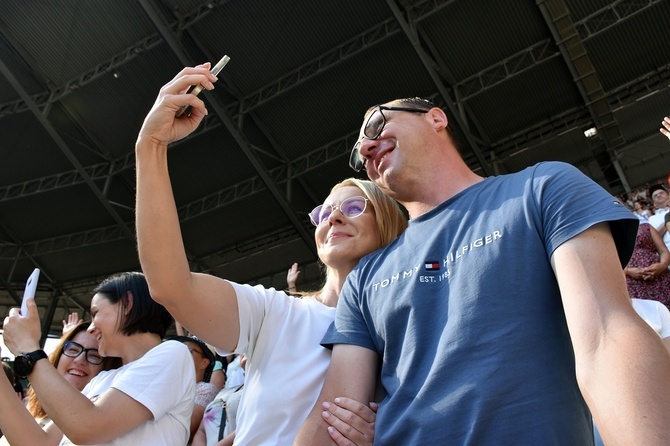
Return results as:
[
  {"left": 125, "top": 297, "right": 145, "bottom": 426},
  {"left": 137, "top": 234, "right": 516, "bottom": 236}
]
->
[{"left": 1, "top": 63, "right": 670, "bottom": 445}]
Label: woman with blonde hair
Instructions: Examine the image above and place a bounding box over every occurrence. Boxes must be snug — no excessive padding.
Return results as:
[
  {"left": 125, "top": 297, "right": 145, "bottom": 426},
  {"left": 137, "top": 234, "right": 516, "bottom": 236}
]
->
[{"left": 136, "top": 63, "right": 409, "bottom": 445}]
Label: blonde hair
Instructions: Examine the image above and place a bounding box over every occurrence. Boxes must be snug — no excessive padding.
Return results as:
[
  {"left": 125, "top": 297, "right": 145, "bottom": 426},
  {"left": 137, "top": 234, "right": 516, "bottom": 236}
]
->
[
  {"left": 330, "top": 178, "right": 407, "bottom": 248},
  {"left": 303, "top": 178, "right": 407, "bottom": 295}
]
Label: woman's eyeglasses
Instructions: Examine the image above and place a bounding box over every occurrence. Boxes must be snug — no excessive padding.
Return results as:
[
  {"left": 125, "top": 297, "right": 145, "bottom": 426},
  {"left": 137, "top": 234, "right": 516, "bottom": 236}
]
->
[
  {"left": 349, "top": 105, "right": 429, "bottom": 172},
  {"left": 62, "top": 340, "right": 104, "bottom": 365},
  {"left": 309, "top": 196, "right": 369, "bottom": 226}
]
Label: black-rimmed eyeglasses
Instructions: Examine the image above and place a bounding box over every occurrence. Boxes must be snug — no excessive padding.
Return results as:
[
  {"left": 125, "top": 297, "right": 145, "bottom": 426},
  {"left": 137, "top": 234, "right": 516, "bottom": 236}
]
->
[
  {"left": 349, "top": 105, "right": 429, "bottom": 172},
  {"left": 309, "top": 196, "right": 369, "bottom": 226},
  {"left": 62, "top": 340, "right": 104, "bottom": 365}
]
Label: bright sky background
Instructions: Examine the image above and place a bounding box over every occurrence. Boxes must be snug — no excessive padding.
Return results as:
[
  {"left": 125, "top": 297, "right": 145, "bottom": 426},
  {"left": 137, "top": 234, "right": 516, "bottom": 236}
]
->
[{"left": 1, "top": 330, "right": 60, "bottom": 361}]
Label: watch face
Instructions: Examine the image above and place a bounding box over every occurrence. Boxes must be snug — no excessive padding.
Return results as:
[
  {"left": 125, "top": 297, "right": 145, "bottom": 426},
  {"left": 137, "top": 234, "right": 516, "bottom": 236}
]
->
[
  {"left": 13, "top": 350, "right": 47, "bottom": 378},
  {"left": 13, "top": 355, "right": 34, "bottom": 378}
]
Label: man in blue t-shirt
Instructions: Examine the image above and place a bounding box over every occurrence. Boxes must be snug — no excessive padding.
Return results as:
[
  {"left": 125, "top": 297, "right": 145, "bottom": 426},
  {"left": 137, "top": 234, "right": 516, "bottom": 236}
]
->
[{"left": 295, "top": 99, "right": 670, "bottom": 445}]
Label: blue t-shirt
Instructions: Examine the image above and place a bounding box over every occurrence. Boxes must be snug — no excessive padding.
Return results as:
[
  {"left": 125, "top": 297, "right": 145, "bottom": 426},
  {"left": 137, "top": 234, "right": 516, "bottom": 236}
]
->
[{"left": 324, "top": 162, "right": 638, "bottom": 445}]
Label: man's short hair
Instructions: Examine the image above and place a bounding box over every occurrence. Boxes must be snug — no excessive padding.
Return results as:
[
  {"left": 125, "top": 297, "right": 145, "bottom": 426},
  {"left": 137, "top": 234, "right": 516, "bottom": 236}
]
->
[{"left": 648, "top": 184, "right": 667, "bottom": 199}]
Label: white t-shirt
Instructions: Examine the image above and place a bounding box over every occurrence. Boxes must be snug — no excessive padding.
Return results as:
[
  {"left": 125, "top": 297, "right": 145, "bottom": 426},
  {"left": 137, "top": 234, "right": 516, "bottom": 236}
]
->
[
  {"left": 648, "top": 208, "right": 670, "bottom": 252},
  {"left": 631, "top": 298, "right": 670, "bottom": 338},
  {"left": 217, "top": 282, "right": 336, "bottom": 445},
  {"left": 224, "top": 355, "right": 245, "bottom": 388},
  {"left": 60, "top": 340, "right": 195, "bottom": 446}
]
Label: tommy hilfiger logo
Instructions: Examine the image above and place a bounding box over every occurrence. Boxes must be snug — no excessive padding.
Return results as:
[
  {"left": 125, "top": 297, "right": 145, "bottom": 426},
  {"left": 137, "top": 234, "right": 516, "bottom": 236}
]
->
[{"left": 424, "top": 261, "right": 440, "bottom": 271}]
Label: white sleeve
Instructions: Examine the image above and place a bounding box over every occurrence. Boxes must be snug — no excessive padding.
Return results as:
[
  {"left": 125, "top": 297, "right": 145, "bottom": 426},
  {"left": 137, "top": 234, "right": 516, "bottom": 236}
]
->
[
  {"left": 218, "top": 281, "right": 275, "bottom": 356},
  {"left": 657, "top": 303, "right": 670, "bottom": 339},
  {"left": 111, "top": 341, "right": 195, "bottom": 420}
]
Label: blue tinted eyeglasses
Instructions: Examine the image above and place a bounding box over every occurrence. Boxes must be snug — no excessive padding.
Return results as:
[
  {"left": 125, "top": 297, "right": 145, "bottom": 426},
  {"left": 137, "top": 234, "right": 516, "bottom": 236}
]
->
[
  {"left": 62, "top": 340, "right": 104, "bottom": 365},
  {"left": 309, "top": 196, "right": 369, "bottom": 226},
  {"left": 349, "top": 105, "right": 429, "bottom": 172}
]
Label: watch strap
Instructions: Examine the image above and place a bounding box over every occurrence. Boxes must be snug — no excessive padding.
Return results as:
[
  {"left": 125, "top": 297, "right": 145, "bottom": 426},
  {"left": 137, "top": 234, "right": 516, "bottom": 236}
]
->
[{"left": 25, "top": 349, "right": 48, "bottom": 362}]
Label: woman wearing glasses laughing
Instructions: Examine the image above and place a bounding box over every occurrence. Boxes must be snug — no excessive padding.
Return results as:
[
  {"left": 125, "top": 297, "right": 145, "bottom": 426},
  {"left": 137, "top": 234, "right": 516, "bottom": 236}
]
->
[
  {"left": 1, "top": 272, "right": 195, "bottom": 445},
  {"left": 0, "top": 321, "right": 121, "bottom": 442}
]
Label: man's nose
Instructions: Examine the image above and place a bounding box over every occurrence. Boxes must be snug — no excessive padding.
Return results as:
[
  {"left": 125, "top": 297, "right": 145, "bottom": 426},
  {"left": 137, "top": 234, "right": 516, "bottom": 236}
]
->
[{"left": 357, "top": 137, "right": 380, "bottom": 160}]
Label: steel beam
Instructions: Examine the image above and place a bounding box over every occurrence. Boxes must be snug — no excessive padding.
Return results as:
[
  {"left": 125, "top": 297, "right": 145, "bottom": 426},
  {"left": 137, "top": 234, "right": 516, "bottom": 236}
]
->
[
  {"left": 386, "top": 0, "right": 492, "bottom": 176},
  {"left": 537, "top": 0, "right": 630, "bottom": 192},
  {"left": 138, "top": 0, "right": 317, "bottom": 256}
]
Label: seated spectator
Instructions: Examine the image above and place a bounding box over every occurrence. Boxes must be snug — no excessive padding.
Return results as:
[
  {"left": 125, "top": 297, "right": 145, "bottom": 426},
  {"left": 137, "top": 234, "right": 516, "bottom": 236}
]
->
[
  {"left": 633, "top": 201, "right": 653, "bottom": 223},
  {"left": 647, "top": 184, "right": 670, "bottom": 253},
  {"left": 168, "top": 335, "right": 218, "bottom": 442},
  {"left": 192, "top": 354, "right": 247, "bottom": 446},
  {"left": 1, "top": 272, "right": 195, "bottom": 445},
  {"left": 624, "top": 223, "right": 670, "bottom": 310}
]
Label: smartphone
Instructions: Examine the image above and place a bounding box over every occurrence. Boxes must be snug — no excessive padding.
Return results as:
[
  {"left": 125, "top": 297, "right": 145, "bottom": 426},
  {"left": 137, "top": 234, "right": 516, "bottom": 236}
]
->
[
  {"left": 176, "top": 55, "right": 231, "bottom": 117},
  {"left": 20, "top": 268, "right": 40, "bottom": 316}
]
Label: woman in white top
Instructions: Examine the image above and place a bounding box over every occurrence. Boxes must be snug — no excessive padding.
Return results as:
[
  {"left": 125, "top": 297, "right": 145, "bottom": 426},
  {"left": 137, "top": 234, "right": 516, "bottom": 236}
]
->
[
  {"left": 135, "top": 63, "right": 408, "bottom": 446},
  {"left": 1, "top": 272, "right": 195, "bottom": 445}
]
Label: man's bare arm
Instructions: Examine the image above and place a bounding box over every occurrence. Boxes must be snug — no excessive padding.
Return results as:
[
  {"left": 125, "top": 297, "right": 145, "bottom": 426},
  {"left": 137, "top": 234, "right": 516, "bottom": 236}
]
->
[
  {"left": 294, "top": 344, "right": 378, "bottom": 445},
  {"left": 552, "top": 222, "right": 670, "bottom": 445}
]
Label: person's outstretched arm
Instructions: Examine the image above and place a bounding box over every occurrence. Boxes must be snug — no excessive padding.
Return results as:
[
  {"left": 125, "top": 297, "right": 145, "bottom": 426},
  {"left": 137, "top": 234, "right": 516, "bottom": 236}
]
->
[
  {"left": 3, "top": 300, "right": 154, "bottom": 444},
  {"left": 135, "top": 64, "right": 239, "bottom": 351},
  {"left": 0, "top": 346, "right": 64, "bottom": 446},
  {"left": 553, "top": 222, "right": 670, "bottom": 445},
  {"left": 294, "top": 344, "right": 378, "bottom": 446}
]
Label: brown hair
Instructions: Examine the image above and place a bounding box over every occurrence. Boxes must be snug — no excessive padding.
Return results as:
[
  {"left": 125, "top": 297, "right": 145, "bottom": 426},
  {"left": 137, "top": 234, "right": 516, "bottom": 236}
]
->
[{"left": 26, "top": 322, "right": 121, "bottom": 421}]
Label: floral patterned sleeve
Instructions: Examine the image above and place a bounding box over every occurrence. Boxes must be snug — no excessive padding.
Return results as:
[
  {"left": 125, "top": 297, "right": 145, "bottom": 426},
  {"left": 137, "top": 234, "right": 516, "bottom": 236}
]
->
[{"left": 195, "top": 381, "right": 219, "bottom": 407}]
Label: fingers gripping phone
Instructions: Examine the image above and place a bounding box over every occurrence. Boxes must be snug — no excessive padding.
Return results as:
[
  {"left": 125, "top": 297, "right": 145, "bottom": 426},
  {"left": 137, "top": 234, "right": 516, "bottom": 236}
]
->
[
  {"left": 176, "top": 55, "right": 231, "bottom": 118},
  {"left": 20, "top": 268, "right": 40, "bottom": 316}
]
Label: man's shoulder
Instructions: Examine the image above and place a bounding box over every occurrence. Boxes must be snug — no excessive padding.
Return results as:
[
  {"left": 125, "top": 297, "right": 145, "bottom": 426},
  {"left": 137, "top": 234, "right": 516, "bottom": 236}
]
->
[{"left": 648, "top": 209, "right": 669, "bottom": 226}]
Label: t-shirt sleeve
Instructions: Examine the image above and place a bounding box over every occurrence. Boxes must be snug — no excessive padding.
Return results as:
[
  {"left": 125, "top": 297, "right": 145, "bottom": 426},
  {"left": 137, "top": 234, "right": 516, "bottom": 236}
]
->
[
  {"left": 321, "top": 268, "right": 377, "bottom": 352},
  {"left": 218, "top": 281, "right": 284, "bottom": 356},
  {"left": 648, "top": 213, "right": 665, "bottom": 232},
  {"left": 657, "top": 303, "right": 670, "bottom": 339},
  {"left": 194, "top": 382, "right": 219, "bottom": 407},
  {"left": 111, "top": 341, "right": 196, "bottom": 420},
  {"left": 533, "top": 162, "right": 638, "bottom": 265}
]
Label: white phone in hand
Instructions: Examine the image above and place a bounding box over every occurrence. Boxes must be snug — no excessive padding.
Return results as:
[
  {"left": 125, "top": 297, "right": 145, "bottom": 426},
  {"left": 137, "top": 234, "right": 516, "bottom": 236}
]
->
[{"left": 20, "top": 268, "right": 40, "bottom": 316}]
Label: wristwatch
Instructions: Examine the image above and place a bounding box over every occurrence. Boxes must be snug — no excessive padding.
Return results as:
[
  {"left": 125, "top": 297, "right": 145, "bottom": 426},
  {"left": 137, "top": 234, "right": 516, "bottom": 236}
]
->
[{"left": 13, "top": 349, "right": 48, "bottom": 378}]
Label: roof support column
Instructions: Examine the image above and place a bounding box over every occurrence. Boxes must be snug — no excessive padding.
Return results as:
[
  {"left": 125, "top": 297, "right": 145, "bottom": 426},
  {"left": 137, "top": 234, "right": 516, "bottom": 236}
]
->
[{"left": 537, "top": 0, "right": 631, "bottom": 193}]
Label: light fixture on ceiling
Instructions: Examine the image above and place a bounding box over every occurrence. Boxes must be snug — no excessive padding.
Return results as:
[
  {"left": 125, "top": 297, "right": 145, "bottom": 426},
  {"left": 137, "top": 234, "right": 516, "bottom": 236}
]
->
[{"left": 583, "top": 127, "right": 598, "bottom": 138}]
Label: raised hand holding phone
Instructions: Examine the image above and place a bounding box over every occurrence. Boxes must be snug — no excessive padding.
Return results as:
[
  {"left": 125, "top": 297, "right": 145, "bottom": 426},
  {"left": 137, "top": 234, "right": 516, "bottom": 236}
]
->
[
  {"left": 20, "top": 268, "right": 40, "bottom": 316},
  {"left": 175, "top": 55, "right": 230, "bottom": 117}
]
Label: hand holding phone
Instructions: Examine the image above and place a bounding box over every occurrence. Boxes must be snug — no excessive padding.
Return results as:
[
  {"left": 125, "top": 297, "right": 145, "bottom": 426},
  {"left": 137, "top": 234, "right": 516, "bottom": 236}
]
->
[
  {"left": 176, "top": 55, "right": 231, "bottom": 118},
  {"left": 20, "top": 268, "right": 40, "bottom": 316}
]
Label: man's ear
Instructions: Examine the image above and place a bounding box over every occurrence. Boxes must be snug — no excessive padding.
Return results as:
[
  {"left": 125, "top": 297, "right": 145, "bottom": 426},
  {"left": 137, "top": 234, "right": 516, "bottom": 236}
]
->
[{"left": 427, "top": 107, "right": 448, "bottom": 132}]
